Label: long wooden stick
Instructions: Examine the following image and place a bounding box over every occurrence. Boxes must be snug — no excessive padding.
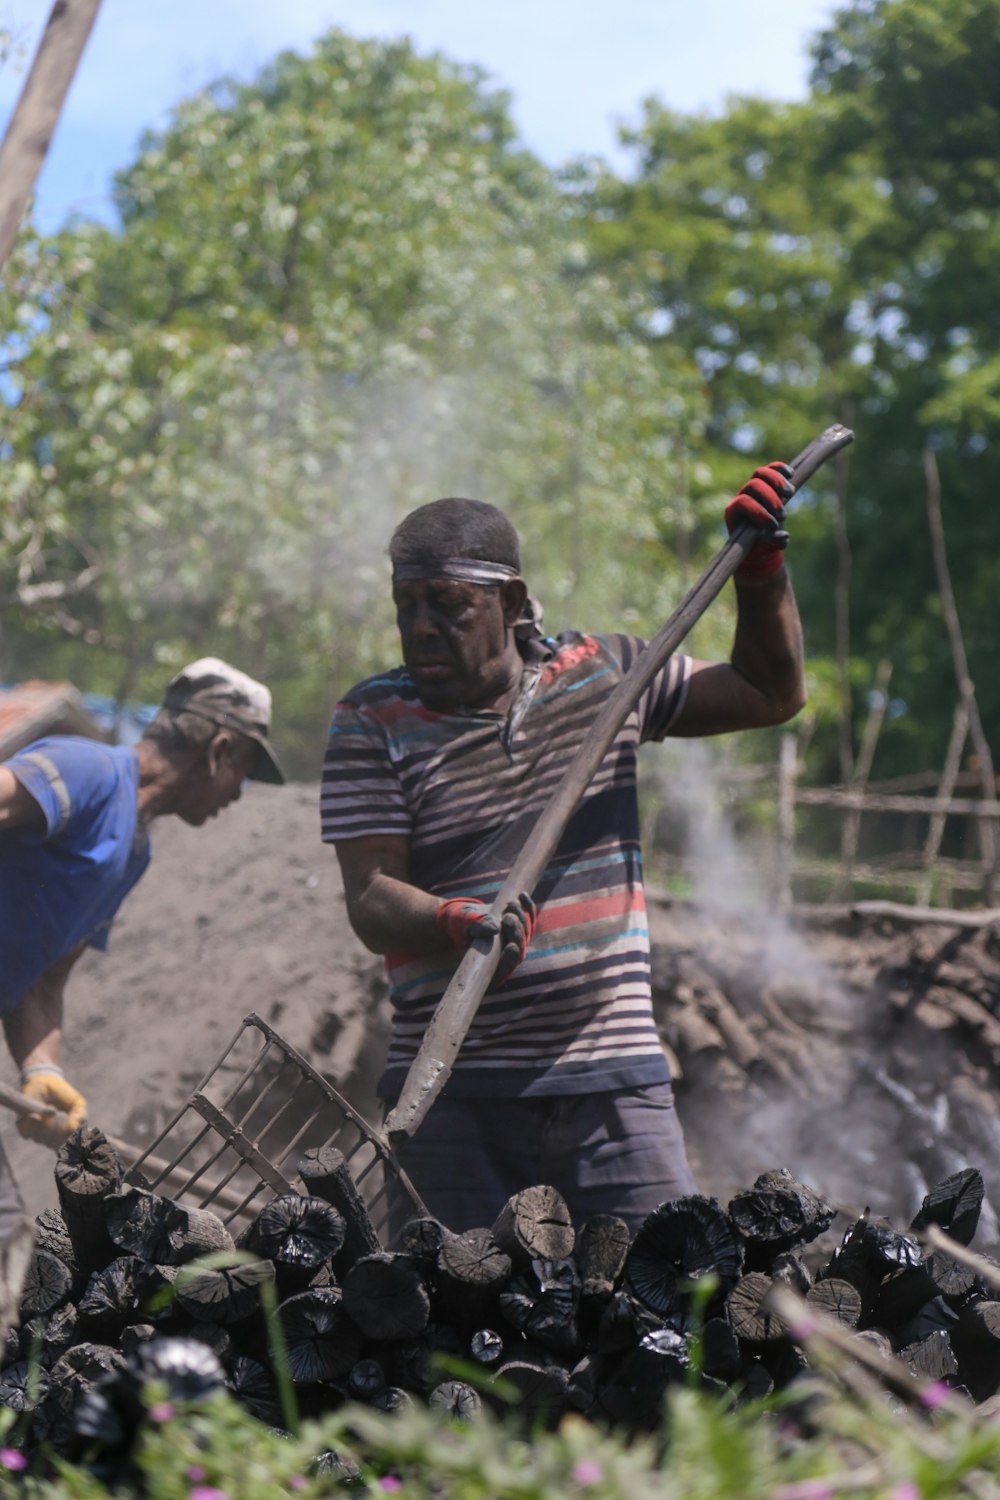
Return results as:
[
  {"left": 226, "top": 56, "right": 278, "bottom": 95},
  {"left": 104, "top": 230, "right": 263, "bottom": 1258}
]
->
[
  {"left": 923, "top": 447, "right": 998, "bottom": 900},
  {"left": 385, "top": 423, "right": 855, "bottom": 1143},
  {"left": 0, "top": 0, "right": 103, "bottom": 272}
]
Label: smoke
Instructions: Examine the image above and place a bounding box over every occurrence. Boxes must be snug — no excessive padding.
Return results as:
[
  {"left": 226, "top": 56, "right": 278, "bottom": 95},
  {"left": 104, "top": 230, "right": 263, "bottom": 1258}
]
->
[{"left": 647, "top": 736, "right": 1000, "bottom": 1250}]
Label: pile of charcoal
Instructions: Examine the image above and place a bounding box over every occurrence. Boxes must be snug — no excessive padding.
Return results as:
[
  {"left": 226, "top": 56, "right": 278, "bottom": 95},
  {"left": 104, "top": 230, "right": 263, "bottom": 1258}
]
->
[{"left": 3, "top": 1126, "right": 1000, "bottom": 1474}]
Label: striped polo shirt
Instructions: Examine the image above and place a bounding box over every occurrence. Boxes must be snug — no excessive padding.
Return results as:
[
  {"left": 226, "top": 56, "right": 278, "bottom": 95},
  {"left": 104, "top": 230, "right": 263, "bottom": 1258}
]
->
[{"left": 320, "top": 631, "right": 692, "bottom": 1100}]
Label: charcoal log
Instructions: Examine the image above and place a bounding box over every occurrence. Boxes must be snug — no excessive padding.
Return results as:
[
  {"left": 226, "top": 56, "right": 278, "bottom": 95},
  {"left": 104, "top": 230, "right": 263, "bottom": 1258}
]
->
[
  {"left": 0, "top": 1358, "right": 49, "bottom": 1413},
  {"left": 805, "top": 1277, "right": 862, "bottom": 1329},
  {"left": 728, "top": 1168, "right": 837, "bottom": 1270},
  {"left": 492, "top": 1355, "right": 568, "bottom": 1428},
  {"left": 428, "top": 1379, "right": 481, "bottom": 1419},
  {"left": 76, "top": 1257, "right": 176, "bottom": 1338},
  {"left": 105, "top": 1187, "right": 234, "bottom": 1266},
  {"left": 174, "top": 1258, "right": 275, "bottom": 1326},
  {"left": 596, "top": 1328, "right": 691, "bottom": 1432},
  {"left": 924, "top": 1250, "right": 978, "bottom": 1305},
  {"left": 896, "top": 1329, "right": 959, "bottom": 1384},
  {"left": 397, "top": 1216, "right": 448, "bottom": 1266},
  {"left": 700, "top": 1317, "right": 742, "bottom": 1382},
  {"left": 19, "top": 1301, "right": 79, "bottom": 1369},
  {"left": 34, "top": 1208, "right": 79, "bottom": 1288},
  {"left": 498, "top": 1258, "right": 581, "bottom": 1359},
  {"left": 435, "top": 1230, "right": 511, "bottom": 1326},
  {"left": 370, "top": 1385, "right": 414, "bottom": 1414},
  {"left": 492, "top": 1186, "right": 575, "bottom": 1266},
  {"left": 120, "top": 1323, "right": 156, "bottom": 1356},
  {"left": 625, "top": 1196, "right": 742, "bottom": 1328},
  {"left": 738, "top": 1358, "right": 775, "bottom": 1402},
  {"left": 348, "top": 1357, "right": 386, "bottom": 1399},
  {"left": 595, "top": 1290, "right": 664, "bottom": 1355},
  {"left": 566, "top": 1351, "right": 602, "bottom": 1413},
  {"left": 770, "top": 1253, "right": 813, "bottom": 1296},
  {"left": 35, "top": 1341, "right": 125, "bottom": 1450},
  {"left": 20, "top": 1247, "right": 73, "bottom": 1320},
  {"left": 469, "top": 1328, "right": 504, "bottom": 1366},
  {"left": 575, "top": 1214, "right": 630, "bottom": 1301},
  {"left": 278, "top": 1286, "right": 363, "bottom": 1385},
  {"left": 910, "top": 1168, "right": 984, "bottom": 1248},
  {"left": 951, "top": 1299, "right": 1000, "bottom": 1402},
  {"left": 342, "top": 1253, "right": 430, "bottom": 1341},
  {"left": 55, "top": 1128, "right": 125, "bottom": 1277},
  {"left": 869, "top": 1266, "right": 936, "bottom": 1331},
  {"left": 296, "top": 1145, "right": 381, "bottom": 1271},
  {"left": 726, "top": 1274, "right": 787, "bottom": 1346},
  {"left": 244, "top": 1194, "right": 345, "bottom": 1295},
  {"left": 226, "top": 1353, "right": 280, "bottom": 1424},
  {"left": 386, "top": 1338, "right": 433, "bottom": 1395}
]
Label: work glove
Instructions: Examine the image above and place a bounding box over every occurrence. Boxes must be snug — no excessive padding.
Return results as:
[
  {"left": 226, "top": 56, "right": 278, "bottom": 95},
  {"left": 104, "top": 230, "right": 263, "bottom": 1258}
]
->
[
  {"left": 435, "top": 893, "right": 537, "bottom": 982},
  {"left": 17, "top": 1068, "right": 86, "bottom": 1150},
  {"left": 724, "top": 461, "right": 794, "bottom": 580}
]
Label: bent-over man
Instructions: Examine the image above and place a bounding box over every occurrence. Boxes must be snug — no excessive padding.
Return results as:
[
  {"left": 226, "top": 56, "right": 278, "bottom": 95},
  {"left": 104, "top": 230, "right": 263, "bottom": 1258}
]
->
[
  {"left": 0, "top": 658, "right": 284, "bottom": 1244},
  {"left": 321, "top": 463, "right": 805, "bottom": 1235}
]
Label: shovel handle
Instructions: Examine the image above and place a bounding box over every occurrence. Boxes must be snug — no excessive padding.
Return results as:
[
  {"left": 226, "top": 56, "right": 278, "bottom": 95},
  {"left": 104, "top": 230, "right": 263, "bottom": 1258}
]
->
[{"left": 384, "top": 422, "right": 854, "bottom": 1143}]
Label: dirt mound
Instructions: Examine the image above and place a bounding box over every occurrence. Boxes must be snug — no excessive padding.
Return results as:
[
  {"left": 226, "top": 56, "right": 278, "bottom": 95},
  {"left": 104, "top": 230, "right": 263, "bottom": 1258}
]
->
[{"left": 5, "top": 782, "right": 1000, "bottom": 1251}]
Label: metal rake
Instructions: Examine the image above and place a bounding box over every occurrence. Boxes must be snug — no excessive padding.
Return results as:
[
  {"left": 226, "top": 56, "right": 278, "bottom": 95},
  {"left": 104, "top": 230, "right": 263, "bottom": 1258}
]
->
[{"left": 122, "top": 1012, "right": 427, "bottom": 1238}]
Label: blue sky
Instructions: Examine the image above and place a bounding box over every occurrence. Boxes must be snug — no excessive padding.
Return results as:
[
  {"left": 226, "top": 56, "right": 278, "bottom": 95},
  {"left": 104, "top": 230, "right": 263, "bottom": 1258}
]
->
[{"left": 0, "top": 0, "right": 839, "bottom": 233}]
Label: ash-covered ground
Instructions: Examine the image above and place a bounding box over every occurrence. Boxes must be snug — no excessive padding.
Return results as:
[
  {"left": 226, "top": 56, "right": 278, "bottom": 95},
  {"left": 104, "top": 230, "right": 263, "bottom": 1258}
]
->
[{"left": 5, "top": 781, "right": 999, "bottom": 1254}]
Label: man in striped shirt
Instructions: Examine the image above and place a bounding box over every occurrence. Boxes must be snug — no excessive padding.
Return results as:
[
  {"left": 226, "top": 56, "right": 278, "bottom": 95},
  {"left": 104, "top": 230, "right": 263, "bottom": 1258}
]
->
[{"left": 321, "top": 465, "right": 805, "bottom": 1234}]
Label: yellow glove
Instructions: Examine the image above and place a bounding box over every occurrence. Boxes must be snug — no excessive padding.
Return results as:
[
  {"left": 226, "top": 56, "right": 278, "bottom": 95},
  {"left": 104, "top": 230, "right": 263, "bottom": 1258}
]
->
[{"left": 17, "top": 1067, "right": 86, "bottom": 1149}]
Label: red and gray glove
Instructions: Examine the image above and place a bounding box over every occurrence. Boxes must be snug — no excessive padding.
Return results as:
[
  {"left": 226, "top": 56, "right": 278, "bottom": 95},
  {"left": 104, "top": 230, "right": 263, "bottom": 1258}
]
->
[
  {"left": 435, "top": 893, "right": 537, "bottom": 982},
  {"left": 724, "top": 461, "right": 794, "bottom": 580}
]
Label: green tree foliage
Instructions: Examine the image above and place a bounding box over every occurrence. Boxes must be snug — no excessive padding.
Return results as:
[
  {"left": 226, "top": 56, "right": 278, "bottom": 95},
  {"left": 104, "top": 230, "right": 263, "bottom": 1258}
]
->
[
  {"left": 0, "top": 31, "right": 703, "bottom": 772},
  {"left": 587, "top": 0, "right": 1000, "bottom": 782}
]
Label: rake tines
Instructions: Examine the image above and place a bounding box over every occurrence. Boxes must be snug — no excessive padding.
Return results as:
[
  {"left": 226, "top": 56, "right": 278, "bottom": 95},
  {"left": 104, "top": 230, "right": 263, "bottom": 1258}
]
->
[{"left": 124, "top": 1012, "right": 425, "bottom": 1237}]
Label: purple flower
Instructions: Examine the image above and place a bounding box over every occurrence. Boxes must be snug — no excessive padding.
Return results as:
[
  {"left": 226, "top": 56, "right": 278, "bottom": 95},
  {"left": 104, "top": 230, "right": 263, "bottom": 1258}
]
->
[
  {"left": 148, "top": 1401, "right": 175, "bottom": 1423},
  {"left": 379, "top": 1480, "right": 403, "bottom": 1493},
  {"left": 288, "top": 1479, "right": 307, "bottom": 1492},
  {"left": 891, "top": 1485, "right": 920, "bottom": 1500},
  {"left": 571, "top": 1459, "right": 604, "bottom": 1485},
  {"left": 189, "top": 1488, "right": 229, "bottom": 1500},
  {"left": 0, "top": 1449, "right": 27, "bottom": 1472},
  {"left": 185, "top": 1468, "right": 207, "bottom": 1483}
]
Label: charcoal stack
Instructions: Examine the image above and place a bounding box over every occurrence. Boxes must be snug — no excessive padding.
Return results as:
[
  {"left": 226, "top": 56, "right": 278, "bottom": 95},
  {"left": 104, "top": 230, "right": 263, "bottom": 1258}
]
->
[{"left": 4, "top": 1131, "right": 1000, "bottom": 1466}]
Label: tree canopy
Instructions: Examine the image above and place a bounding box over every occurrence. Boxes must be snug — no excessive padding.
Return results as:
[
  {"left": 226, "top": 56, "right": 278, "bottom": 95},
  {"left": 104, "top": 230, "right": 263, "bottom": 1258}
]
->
[{"left": 3, "top": 2, "right": 1000, "bottom": 785}]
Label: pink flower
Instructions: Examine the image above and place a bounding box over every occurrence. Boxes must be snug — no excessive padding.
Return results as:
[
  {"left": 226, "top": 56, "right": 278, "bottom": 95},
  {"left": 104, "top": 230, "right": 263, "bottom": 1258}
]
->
[
  {"left": 0, "top": 1449, "right": 27, "bottom": 1472},
  {"left": 379, "top": 1481, "right": 403, "bottom": 1493},
  {"left": 572, "top": 1459, "right": 604, "bottom": 1484},
  {"left": 891, "top": 1485, "right": 920, "bottom": 1500},
  {"left": 148, "top": 1401, "right": 175, "bottom": 1423},
  {"left": 288, "top": 1480, "right": 307, "bottom": 1492},
  {"left": 189, "top": 1488, "right": 228, "bottom": 1500},
  {"left": 919, "top": 1381, "right": 951, "bottom": 1410},
  {"left": 185, "top": 1468, "right": 207, "bottom": 1483}
]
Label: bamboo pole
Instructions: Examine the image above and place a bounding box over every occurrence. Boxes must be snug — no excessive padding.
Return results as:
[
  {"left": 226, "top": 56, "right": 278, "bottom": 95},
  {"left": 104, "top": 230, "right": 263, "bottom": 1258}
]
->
[
  {"left": 923, "top": 446, "right": 998, "bottom": 901},
  {"left": 917, "top": 697, "right": 972, "bottom": 906},
  {"left": 837, "top": 657, "right": 892, "bottom": 898},
  {"left": 0, "top": 0, "right": 103, "bottom": 272}
]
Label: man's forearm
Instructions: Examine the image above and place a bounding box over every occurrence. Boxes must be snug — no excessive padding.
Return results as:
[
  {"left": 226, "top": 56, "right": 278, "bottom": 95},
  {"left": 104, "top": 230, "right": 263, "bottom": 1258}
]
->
[
  {"left": 346, "top": 873, "right": 452, "bottom": 957},
  {"left": 730, "top": 568, "right": 806, "bottom": 722}
]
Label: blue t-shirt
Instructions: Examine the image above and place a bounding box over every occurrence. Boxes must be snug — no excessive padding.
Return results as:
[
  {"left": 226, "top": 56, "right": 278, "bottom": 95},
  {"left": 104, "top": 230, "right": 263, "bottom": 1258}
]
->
[{"left": 0, "top": 736, "right": 150, "bottom": 1013}]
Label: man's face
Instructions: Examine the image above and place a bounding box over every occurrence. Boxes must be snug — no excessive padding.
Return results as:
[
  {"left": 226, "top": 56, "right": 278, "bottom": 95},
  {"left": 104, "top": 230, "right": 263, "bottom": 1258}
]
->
[
  {"left": 393, "top": 578, "right": 520, "bottom": 712},
  {"left": 178, "top": 733, "right": 260, "bottom": 826}
]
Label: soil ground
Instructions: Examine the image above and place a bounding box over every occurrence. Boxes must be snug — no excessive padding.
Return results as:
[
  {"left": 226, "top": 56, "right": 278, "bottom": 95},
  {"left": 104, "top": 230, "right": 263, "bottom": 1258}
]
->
[{"left": 6, "top": 781, "right": 1000, "bottom": 1254}]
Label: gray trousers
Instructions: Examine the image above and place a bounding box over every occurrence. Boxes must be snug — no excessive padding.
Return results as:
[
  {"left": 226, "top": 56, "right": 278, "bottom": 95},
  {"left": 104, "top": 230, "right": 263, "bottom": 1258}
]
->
[{"left": 385, "top": 1082, "right": 696, "bottom": 1241}]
